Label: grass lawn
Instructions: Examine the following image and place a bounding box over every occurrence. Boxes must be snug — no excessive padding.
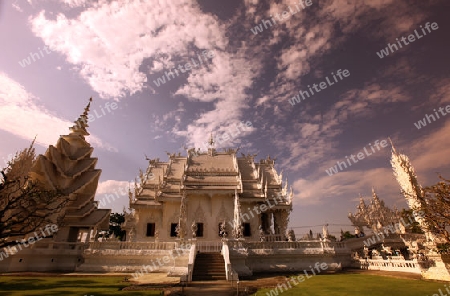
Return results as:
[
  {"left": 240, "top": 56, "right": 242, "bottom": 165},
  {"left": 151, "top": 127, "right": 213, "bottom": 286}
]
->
[
  {"left": 0, "top": 276, "right": 163, "bottom": 296},
  {"left": 254, "top": 274, "right": 448, "bottom": 296}
]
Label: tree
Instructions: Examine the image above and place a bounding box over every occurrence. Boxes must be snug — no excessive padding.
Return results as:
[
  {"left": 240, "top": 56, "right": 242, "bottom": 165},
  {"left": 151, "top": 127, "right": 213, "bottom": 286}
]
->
[
  {"left": 400, "top": 209, "right": 424, "bottom": 234},
  {"left": 0, "top": 142, "right": 66, "bottom": 249},
  {"left": 340, "top": 230, "right": 356, "bottom": 240},
  {"left": 327, "top": 234, "right": 337, "bottom": 241},
  {"left": 107, "top": 212, "right": 125, "bottom": 240},
  {"left": 421, "top": 175, "right": 450, "bottom": 244}
]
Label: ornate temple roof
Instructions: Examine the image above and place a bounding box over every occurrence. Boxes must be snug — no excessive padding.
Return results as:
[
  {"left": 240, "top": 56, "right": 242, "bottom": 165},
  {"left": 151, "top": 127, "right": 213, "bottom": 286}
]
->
[
  {"left": 348, "top": 188, "right": 400, "bottom": 231},
  {"left": 131, "top": 147, "right": 293, "bottom": 208},
  {"left": 29, "top": 98, "right": 110, "bottom": 231}
]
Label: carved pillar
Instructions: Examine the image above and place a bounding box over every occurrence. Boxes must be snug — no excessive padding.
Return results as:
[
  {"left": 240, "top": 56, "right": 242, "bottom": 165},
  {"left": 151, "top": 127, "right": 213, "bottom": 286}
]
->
[
  {"left": 176, "top": 193, "right": 187, "bottom": 241},
  {"left": 127, "top": 228, "right": 135, "bottom": 242},
  {"left": 232, "top": 190, "right": 243, "bottom": 239},
  {"left": 273, "top": 211, "right": 279, "bottom": 235},
  {"left": 277, "top": 210, "right": 290, "bottom": 240},
  {"left": 269, "top": 211, "right": 274, "bottom": 234}
]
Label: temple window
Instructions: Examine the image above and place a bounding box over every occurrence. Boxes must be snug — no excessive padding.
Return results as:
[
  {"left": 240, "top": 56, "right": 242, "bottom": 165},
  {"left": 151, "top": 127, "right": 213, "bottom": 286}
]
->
[
  {"left": 170, "top": 223, "right": 178, "bottom": 237},
  {"left": 196, "top": 223, "right": 204, "bottom": 237},
  {"left": 243, "top": 223, "right": 251, "bottom": 237},
  {"left": 146, "top": 223, "right": 155, "bottom": 237}
]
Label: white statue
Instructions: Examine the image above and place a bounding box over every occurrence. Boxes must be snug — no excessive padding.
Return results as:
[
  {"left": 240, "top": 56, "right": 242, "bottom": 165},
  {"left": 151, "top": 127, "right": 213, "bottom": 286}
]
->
[
  {"left": 191, "top": 221, "right": 198, "bottom": 238},
  {"left": 287, "top": 229, "right": 295, "bottom": 242},
  {"left": 127, "top": 228, "right": 135, "bottom": 242},
  {"left": 322, "top": 224, "right": 330, "bottom": 240},
  {"left": 381, "top": 243, "right": 393, "bottom": 256},
  {"left": 259, "top": 225, "right": 265, "bottom": 242},
  {"left": 219, "top": 221, "right": 227, "bottom": 238}
]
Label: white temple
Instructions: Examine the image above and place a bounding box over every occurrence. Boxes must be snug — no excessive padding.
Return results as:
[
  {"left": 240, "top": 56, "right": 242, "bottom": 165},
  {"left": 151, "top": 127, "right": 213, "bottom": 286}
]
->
[
  {"left": 121, "top": 138, "right": 293, "bottom": 243},
  {"left": 78, "top": 137, "right": 348, "bottom": 279}
]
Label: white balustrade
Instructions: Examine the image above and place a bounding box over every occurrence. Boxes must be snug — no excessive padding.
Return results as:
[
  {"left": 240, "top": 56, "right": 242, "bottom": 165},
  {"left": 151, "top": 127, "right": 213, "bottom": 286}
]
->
[
  {"left": 196, "top": 241, "right": 223, "bottom": 253},
  {"left": 88, "top": 241, "right": 177, "bottom": 250},
  {"left": 359, "top": 258, "right": 421, "bottom": 274}
]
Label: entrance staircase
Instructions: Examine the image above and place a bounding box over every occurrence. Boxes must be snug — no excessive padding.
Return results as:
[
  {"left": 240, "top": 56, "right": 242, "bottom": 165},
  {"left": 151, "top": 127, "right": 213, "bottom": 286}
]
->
[{"left": 192, "top": 253, "right": 226, "bottom": 281}]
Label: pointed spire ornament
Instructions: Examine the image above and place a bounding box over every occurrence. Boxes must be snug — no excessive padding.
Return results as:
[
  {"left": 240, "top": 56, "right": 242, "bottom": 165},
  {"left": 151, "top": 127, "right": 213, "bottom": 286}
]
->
[
  {"left": 233, "top": 189, "right": 242, "bottom": 239},
  {"left": 208, "top": 132, "right": 215, "bottom": 147},
  {"left": 69, "top": 98, "right": 92, "bottom": 136},
  {"left": 390, "top": 140, "right": 435, "bottom": 242},
  {"left": 390, "top": 141, "right": 425, "bottom": 211},
  {"left": 322, "top": 224, "right": 330, "bottom": 240}
]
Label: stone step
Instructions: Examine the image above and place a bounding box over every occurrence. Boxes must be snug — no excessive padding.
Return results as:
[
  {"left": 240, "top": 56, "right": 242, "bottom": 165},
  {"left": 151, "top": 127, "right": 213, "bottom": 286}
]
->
[
  {"left": 194, "top": 262, "right": 224, "bottom": 265},
  {"left": 194, "top": 267, "right": 225, "bottom": 271},
  {"left": 193, "top": 269, "right": 225, "bottom": 273},
  {"left": 193, "top": 272, "right": 226, "bottom": 276},
  {"left": 192, "top": 253, "right": 226, "bottom": 281},
  {"left": 192, "top": 275, "right": 227, "bottom": 281}
]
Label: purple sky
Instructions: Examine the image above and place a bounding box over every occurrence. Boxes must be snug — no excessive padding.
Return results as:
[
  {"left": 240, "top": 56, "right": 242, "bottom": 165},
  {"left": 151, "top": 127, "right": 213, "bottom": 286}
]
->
[{"left": 1, "top": 0, "right": 449, "bottom": 237}]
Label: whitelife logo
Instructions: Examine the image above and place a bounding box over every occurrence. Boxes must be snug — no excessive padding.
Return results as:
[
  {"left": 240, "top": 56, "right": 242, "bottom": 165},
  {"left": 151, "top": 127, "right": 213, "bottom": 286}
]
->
[
  {"left": 152, "top": 50, "right": 214, "bottom": 87},
  {"left": 414, "top": 105, "right": 450, "bottom": 130},
  {"left": 227, "top": 192, "right": 285, "bottom": 229},
  {"left": 265, "top": 262, "right": 328, "bottom": 296},
  {"left": 0, "top": 224, "right": 58, "bottom": 261},
  {"left": 132, "top": 243, "right": 191, "bottom": 279},
  {"left": 288, "top": 69, "right": 350, "bottom": 106},
  {"left": 18, "top": 46, "right": 52, "bottom": 68},
  {"left": 325, "top": 139, "right": 388, "bottom": 176},
  {"left": 376, "top": 22, "right": 439, "bottom": 59},
  {"left": 362, "top": 212, "right": 422, "bottom": 247},
  {"left": 250, "top": 0, "right": 312, "bottom": 35}
]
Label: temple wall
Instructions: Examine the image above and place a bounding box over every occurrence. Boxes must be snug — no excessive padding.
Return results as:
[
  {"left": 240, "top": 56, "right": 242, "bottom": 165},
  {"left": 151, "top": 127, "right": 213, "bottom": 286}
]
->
[
  {"left": 227, "top": 249, "right": 350, "bottom": 277},
  {"left": 77, "top": 246, "right": 190, "bottom": 274},
  {"left": 162, "top": 202, "right": 183, "bottom": 240},
  {"left": 134, "top": 208, "right": 163, "bottom": 242},
  {"left": 134, "top": 194, "right": 265, "bottom": 242},
  {"left": 243, "top": 253, "right": 348, "bottom": 274},
  {"left": 0, "top": 245, "right": 83, "bottom": 272}
]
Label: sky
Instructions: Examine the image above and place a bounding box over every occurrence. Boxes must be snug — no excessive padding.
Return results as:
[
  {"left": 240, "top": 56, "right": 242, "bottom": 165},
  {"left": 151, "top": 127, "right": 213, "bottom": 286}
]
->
[{"left": 1, "top": 0, "right": 449, "bottom": 238}]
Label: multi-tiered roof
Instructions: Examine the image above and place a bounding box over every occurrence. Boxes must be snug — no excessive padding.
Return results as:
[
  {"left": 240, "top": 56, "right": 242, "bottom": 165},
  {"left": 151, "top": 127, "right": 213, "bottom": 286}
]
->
[
  {"left": 30, "top": 98, "right": 110, "bottom": 234},
  {"left": 131, "top": 147, "right": 293, "bottom": 207},
  {"left": 348, "top": 188, "right": 400, "bottom": 232}
]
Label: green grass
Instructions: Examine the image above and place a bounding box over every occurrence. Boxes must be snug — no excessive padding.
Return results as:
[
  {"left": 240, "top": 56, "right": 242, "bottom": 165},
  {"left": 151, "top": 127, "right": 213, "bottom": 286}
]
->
[
  {"left": 1, "top": 273, "right": 448, "bottom": 295},
  {"left": 254, "top": 274, "right": 448, "bottom": 296},
  {"left": 0, "top": 276, "right": 163, "bottom": 296}
]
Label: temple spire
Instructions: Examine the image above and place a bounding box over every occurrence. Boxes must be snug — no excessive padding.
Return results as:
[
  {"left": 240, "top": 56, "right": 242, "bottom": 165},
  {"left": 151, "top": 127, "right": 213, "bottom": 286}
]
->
[
  {"left": 69, "top": 98, "right": 92, "bottom": 136},
  {"left": 388, "top": 137, "right": 397, "bottom": 154},
  {"left": 208, "top": 132, "right": 215, "bottom": 147},
  {"left": 372, "top": 187, "right": 378, "bottom": 199}
]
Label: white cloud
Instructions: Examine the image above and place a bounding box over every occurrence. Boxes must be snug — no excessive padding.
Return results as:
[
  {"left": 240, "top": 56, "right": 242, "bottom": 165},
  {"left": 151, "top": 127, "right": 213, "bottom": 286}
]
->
[
  {"left": 29, "top": 1, "right": 261, "bottom": 149},
  {"left": 30, "top": 0, "right": 227, "bottom": 99},
  {"left": 62, "top": 0, "right": 88, "bottom": 8},
  {"left": 0, "top": 72, "right": 116, "bottom": 152},
  {"left": 96, "top": 179, "right": 130, "bottom": 195},
  {"left": 12, "top": 2, "right": 23, "bottom": 12}
]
